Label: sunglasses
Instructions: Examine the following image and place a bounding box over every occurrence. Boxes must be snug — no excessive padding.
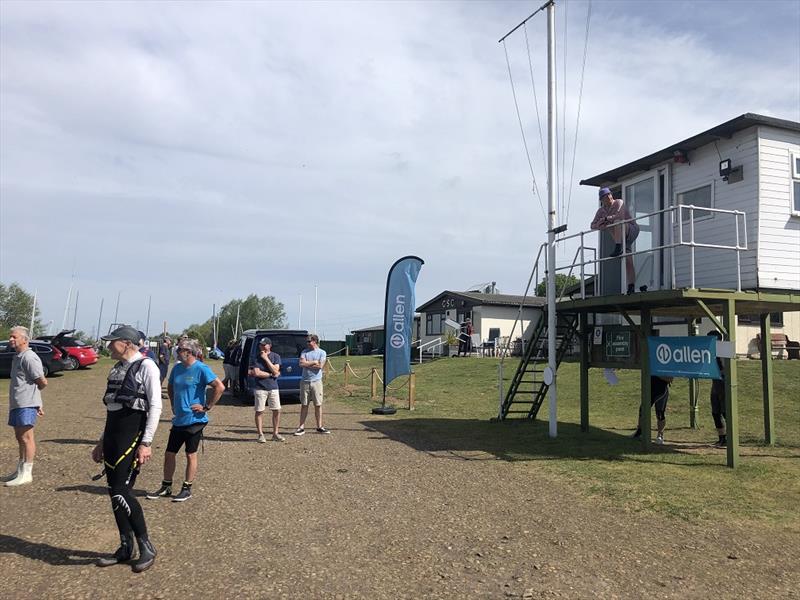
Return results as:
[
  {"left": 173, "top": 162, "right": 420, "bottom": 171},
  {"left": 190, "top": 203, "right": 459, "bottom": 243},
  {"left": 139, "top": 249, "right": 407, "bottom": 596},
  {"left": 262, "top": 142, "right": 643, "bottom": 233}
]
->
[{"left": 177, "top": 347, "right": 192, "bottom": 353}]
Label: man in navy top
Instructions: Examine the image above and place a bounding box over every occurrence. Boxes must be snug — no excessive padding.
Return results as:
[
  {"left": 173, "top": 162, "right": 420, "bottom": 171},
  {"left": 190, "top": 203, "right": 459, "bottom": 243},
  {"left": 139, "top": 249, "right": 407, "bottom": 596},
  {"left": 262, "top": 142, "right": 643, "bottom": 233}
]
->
[{"left": 248, "top": 338, "right": 283, "bottom": 442}]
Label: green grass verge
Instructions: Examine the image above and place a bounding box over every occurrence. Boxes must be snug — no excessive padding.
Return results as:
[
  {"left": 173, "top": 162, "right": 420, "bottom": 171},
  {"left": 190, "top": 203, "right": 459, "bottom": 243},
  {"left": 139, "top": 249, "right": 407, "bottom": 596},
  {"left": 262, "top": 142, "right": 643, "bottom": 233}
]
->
[{"left": 326, "top": 354, "right": 800, "bottom": 528}]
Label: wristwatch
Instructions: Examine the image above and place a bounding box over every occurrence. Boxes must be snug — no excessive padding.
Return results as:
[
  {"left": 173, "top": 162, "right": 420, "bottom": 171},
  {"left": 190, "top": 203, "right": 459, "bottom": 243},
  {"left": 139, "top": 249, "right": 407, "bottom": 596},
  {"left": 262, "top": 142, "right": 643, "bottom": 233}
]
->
[{"left": 140, "top": 441, "right": 151, "bottom": 447}]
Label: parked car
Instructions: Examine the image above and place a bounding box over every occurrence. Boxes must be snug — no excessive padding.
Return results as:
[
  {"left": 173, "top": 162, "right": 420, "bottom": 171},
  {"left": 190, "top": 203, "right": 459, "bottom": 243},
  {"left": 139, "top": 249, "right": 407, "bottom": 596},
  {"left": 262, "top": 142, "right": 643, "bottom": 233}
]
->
[
  {"left": 236, "top": 329, "right": 309, "bottom": 401},
  {"left": 36, "top": 330, "right": 99, "bottom": 370},
  {"left": 0, "top": 340, "right": 66, "bottom": 377}
]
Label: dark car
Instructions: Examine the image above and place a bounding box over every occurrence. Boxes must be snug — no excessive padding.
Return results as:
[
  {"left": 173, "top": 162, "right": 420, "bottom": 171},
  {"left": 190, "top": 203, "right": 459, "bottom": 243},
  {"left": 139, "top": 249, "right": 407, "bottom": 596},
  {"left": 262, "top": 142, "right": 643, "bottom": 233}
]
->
[
  {"left": 236, "top": 329, "right": 309, "bottom": 401},
  {"left": 0, "top": 340, "right": 66, "bottom": 378},
  {"left": 36, "top": 330, "right": 99, "bottom": 370}
]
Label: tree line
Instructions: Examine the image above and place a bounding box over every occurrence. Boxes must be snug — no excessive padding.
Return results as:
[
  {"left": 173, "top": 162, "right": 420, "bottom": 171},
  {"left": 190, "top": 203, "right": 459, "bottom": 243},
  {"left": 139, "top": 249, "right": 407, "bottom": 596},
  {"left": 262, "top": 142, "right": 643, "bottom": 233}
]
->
[{"left": 0, "top": 282, "right": 287, "bottom": 347}]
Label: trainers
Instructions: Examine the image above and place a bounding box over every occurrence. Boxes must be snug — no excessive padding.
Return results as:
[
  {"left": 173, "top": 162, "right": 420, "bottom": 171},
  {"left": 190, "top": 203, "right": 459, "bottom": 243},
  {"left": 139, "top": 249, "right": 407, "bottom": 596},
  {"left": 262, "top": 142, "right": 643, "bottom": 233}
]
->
[
  {"left": 655, "top": 435, "right": 664, "bottom": 445},
  {"left": 172, "top": 484, "right": 192, "bottom": 502},
  {"left": 257, "top": 434, "right": 267, "bottom": 443},
  {"left": 146, "top": 483, "right": 172, "bottom": 500},
  {"left": 272, "top": 434, "right": 286, "bottom": 442},
  {"left": 293, "top": 427, "right": 305, "bottom": 436},
  {"left": 713, "top": 438, "right": 727, "bottom": 448},
  {"left": 630, "top": 429, "right": 642, "bottom": 439},
  {"left": 626, "top": 284, "right": 635, "bottom": 295},
  {"left": 316, "top": 427, "right": 331, "bottom": 434},
  {"left": 609, "top": 244, "right": 623, "bottom": 258}
]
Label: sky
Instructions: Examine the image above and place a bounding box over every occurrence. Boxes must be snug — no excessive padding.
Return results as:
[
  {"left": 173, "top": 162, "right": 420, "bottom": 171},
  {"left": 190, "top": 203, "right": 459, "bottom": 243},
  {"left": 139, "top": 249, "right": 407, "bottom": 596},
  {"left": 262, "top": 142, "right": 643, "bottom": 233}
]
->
[{"left": 1, "top": 0, "right": 799, "bottom": 341}]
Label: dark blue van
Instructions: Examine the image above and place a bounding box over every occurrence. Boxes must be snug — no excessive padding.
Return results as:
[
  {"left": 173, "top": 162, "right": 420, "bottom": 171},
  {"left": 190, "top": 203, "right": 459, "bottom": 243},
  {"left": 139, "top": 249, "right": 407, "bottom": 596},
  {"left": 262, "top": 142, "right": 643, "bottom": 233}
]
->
[{"left": 237, "top": 329, "right": 308, "bottom": 401}]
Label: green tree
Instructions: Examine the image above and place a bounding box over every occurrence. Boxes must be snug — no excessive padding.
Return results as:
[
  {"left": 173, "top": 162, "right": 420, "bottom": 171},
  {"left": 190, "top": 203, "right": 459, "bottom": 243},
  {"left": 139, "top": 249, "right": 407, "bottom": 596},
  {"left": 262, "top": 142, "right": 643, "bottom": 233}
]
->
[
  {"left": 185, "top": 294, "right": 288, "bottom": 348},
  {"left": 0, "top": 282, "right": 43, "bottom": 339},
  {"left": 535, "top": 274, "right": 581, "bottom": 298}
]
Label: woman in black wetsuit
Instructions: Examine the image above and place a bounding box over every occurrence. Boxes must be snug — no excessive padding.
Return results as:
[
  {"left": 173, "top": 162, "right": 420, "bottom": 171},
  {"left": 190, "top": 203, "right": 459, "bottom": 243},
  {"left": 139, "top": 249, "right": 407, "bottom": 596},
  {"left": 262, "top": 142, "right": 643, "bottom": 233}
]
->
[{"left": 91, "top": 326, "right": 163, "bottom": 573}]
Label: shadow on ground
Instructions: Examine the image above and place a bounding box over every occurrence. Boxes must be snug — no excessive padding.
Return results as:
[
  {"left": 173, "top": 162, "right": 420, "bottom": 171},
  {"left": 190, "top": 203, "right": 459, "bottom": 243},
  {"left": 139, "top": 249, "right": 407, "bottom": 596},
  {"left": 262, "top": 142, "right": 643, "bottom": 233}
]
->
[
  {"left": 0, "top": 534, "right": 98, "bottom": 565},
  {"left": 362, "top": 418, "right": 685, "bottom": 463}
]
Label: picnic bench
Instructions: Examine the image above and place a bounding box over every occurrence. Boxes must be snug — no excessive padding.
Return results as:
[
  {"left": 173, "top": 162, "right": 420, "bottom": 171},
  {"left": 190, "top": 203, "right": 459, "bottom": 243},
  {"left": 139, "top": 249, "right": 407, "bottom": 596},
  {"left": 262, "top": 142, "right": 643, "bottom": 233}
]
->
[{"left": 755, "top": 333, "right": 789, "bottom": 359}]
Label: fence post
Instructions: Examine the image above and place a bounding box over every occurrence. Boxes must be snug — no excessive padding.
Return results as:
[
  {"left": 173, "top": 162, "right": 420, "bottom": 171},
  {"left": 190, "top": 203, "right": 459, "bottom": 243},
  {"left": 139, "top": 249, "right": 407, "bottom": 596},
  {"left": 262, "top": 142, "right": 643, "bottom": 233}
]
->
[
  {"left": 408, "top": 372, "right": 416, "bottom": 410},
  {"left": 344, "top": 360, "right": 350, "bottom": 387},
  {"left": 345, "top": 345, "right": 350, "bottom": 357},
  {"left": 370, "top": 368, "right": 377, "bottom": 398}
]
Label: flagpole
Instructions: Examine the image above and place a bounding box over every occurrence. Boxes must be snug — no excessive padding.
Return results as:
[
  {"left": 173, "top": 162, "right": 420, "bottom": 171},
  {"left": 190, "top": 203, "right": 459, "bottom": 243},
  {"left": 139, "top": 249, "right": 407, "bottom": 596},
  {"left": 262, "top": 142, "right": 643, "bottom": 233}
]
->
[
  {"left": 546, "top": 0, "right": 558, "bottom": 438},
  {"left": 30, "top": 289, "right": 37, "bottom": 335},
  {"left": 96, "top": 298, "right": 104, "bottom": 342}
]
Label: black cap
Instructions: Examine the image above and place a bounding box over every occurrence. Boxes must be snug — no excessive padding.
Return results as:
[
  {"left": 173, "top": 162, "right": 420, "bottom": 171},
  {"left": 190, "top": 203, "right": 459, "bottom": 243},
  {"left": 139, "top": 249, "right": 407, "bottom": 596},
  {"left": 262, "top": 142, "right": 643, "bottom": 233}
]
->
[
  {"left": 258, "top": 337, "right": 272, "bottom": 346},
  {"left": 101, "top": 326, "right": 141, "bottom": 344}
]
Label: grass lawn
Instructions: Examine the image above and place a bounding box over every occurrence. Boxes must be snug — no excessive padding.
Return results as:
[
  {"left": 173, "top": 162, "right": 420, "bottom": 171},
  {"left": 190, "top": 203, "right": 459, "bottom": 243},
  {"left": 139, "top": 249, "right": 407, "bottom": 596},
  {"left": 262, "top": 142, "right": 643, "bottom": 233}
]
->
[{"left": 325, "top": 354, "right": 800, "bottom": 529}]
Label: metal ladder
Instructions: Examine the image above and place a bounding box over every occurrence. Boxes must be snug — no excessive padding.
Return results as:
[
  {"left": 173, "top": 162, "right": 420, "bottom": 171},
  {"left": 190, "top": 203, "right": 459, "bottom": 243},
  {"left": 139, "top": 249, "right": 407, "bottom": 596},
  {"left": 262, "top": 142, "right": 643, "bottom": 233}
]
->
[{"left": 499, "top": 310, "right": 579, "bottom": 420}]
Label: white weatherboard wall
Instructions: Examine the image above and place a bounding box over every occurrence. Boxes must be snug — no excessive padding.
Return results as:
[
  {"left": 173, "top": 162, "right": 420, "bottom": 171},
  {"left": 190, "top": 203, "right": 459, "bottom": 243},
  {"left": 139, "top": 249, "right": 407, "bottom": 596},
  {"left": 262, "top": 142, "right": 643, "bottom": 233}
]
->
[
  {"left": 670, "top": 126, "right": 759, "bottom": 290},
  {"left": 757, "top": 126, "right": 800, "bottom": 290},
  {"left": 473, "top": 306, "right": 541, "bottom": 343}
]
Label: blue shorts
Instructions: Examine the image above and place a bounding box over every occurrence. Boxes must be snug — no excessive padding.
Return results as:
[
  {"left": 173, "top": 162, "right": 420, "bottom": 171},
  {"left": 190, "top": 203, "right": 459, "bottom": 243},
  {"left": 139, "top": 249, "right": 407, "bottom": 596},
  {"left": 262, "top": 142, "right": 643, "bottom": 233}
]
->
[{"left": 8, "top": 407, "right": 39, "bottom": 428}]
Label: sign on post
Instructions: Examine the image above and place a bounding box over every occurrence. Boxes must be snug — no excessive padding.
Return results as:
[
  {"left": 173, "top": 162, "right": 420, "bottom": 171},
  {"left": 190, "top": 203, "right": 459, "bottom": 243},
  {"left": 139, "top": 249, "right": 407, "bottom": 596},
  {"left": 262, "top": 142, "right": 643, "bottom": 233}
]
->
[
  {"left": 605, "top": 330, "right": 631, "bottom": 359},
  {"left": 649, "top": 336, "right": 722, "bottom": 379}
]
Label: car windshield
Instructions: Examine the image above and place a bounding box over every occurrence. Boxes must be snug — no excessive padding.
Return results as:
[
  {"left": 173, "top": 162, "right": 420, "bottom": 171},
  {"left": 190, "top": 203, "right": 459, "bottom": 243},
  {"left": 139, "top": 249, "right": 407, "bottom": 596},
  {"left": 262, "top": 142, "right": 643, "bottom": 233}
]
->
[{"left": 257, "top": 334, "right": 307, "bottom": 358}]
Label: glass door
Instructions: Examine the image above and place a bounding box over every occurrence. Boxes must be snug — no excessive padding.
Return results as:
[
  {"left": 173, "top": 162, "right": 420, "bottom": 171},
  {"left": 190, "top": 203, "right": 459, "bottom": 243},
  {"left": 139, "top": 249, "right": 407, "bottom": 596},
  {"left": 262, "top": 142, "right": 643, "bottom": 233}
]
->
[{"left": 624, "top": 173, "right": 660, "bottom": 291}]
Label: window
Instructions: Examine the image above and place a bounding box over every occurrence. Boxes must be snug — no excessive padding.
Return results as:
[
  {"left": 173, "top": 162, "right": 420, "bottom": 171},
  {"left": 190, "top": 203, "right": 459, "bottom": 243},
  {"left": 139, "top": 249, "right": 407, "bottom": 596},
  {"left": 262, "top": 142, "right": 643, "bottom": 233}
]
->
[
  {"left": 426, "top": 313, "right": 443, "bottom": 335},
  {"left": 738, "top": 312, "right": 784, "bottom": 326},
  {"left": 792, "top": 153, "right": 800, "bottom": 215},
  {"left": 676, "top": 183, "right": 713, "bottom": 221}
]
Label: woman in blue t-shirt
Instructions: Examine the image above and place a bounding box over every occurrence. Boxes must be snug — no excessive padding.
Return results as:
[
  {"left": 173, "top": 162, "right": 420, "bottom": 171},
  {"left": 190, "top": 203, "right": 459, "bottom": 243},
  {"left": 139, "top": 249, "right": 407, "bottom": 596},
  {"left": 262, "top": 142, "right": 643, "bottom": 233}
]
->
[{"left": 147, "top": 339, "right": 224, "bottom": 503}]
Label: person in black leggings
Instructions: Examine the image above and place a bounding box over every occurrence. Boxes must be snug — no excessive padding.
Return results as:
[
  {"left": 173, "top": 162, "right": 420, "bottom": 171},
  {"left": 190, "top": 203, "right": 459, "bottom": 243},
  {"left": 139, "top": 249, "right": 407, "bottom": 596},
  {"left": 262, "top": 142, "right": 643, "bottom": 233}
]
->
[{"left": 92, "top": 326, "right": 162, "bottom": 573}]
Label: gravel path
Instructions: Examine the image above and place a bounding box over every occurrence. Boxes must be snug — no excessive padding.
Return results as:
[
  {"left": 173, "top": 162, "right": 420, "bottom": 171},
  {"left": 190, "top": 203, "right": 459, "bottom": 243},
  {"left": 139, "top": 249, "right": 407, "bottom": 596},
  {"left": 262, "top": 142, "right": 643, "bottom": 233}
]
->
[{"left": 1, "top": 365, "right": 798, "bottom": 599}]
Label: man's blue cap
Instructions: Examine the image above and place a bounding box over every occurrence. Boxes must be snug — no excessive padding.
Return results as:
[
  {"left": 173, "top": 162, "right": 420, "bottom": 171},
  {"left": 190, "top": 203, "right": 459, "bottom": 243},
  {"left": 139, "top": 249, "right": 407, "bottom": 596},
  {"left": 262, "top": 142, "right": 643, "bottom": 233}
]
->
[{"left": 599, "top": 187, "right": 612, "bottom": 198}]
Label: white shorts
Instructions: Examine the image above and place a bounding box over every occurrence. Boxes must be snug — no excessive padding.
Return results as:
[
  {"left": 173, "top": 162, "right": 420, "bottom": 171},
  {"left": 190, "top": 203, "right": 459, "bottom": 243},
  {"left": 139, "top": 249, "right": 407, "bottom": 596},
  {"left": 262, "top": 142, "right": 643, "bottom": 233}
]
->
[
  {"left": 254, "top": 389, "right": 281, "bottom": 412},
  {"left": 300, "top": 380, "right": 324, "bottom": 406}
]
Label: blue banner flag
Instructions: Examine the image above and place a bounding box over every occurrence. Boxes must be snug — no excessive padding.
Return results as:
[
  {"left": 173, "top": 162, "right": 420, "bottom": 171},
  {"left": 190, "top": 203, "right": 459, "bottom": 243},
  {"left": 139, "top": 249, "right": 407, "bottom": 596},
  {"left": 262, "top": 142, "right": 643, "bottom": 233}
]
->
[
  {"left": 383, "top": 256, "right": 424, "bottom": 391},
  {"left": 648, "top": 336, "right": 721, "bottom": 379}
]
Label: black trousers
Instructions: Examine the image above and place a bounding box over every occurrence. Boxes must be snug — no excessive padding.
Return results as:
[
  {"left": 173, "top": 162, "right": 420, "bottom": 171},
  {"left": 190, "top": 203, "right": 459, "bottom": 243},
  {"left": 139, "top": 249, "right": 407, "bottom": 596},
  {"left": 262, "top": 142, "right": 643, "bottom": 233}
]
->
[{"left": 103, "top": 407, "right": 148, "bottom": 539}]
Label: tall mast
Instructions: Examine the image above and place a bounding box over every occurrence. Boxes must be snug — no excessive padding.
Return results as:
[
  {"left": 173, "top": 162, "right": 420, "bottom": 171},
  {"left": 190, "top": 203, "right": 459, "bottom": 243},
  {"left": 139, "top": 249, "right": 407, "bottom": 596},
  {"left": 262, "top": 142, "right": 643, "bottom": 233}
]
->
[{"left": 546, "top": 0, "right": 558, "bottom": 438}]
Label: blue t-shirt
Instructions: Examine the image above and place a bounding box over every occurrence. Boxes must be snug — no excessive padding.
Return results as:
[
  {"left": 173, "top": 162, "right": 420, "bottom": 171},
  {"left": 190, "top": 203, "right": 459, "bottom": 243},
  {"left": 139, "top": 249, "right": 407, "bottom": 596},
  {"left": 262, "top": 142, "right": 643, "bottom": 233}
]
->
[
  {"left": 300, "top": 348, "right": 326, "bottom": 382},
  {"left": 168, "top": 361, "right": 218, "bottom": 427},
  {"left": 249, "top": 351, "right": 281, "bottom": 391}
]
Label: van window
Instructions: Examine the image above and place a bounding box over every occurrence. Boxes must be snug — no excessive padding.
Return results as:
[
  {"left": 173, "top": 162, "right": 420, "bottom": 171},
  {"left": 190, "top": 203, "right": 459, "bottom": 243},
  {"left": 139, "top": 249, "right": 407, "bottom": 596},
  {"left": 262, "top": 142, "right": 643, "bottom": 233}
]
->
[{"left": 257, "top": 334, "right": 307, "bottom": 358}]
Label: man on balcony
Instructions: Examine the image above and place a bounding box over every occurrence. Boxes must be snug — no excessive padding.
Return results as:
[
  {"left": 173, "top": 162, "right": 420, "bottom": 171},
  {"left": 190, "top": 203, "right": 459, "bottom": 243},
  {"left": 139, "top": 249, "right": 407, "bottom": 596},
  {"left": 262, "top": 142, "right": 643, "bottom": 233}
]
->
[{"left": 591, "top": 187, "right": 640, "bottom": 295}]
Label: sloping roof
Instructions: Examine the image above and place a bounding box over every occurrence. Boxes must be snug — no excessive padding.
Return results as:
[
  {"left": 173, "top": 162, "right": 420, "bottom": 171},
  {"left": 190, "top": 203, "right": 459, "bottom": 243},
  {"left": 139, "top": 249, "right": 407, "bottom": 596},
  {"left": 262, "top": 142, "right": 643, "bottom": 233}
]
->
[
  {"left": 416, "top": 290, "right": 545, "bottom": 312},
  {"left": 580, "top": 113, "right": 800, "bottom": 187},
  {"left": 351, "top": 324, "right": 384, "bottom": 333}
]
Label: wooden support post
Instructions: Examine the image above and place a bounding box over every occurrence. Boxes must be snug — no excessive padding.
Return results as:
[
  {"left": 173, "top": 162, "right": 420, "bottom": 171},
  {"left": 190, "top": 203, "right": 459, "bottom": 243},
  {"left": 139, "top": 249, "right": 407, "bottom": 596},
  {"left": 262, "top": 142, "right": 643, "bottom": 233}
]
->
[
  {"left": 344, "top": 360, "right": 350, "bottom": 388},
  {"left": 370, "top": 367, "right": 377, "bottom": 399},
  {"left": 723, "top": 300, "right": 739, "bottom": 468},
  {"left": 688, "top": 319, "right": 699, "bottom": 429},
  {"left": 760, "top": 313, "right": 776, "bottom": 446},
  {"left": 345, "top": 345, "right": 350, "bottom": 357},
  {"left": 640, "top": 308, "right": 652, "bottom": 451},
  {"left": 579, "top": 312, "right": 589, "bottom": 432},
  {"left": 408, "top": 372, "right": 416, "bottom": 410}
]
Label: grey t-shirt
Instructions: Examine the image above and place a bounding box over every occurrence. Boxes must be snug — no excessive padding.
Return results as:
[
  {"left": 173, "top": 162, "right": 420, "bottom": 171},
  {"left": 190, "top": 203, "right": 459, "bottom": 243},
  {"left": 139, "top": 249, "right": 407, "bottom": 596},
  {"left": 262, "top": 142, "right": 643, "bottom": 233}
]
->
[{"left": 9, "top": 348, "right": 45, "bottom": 410}]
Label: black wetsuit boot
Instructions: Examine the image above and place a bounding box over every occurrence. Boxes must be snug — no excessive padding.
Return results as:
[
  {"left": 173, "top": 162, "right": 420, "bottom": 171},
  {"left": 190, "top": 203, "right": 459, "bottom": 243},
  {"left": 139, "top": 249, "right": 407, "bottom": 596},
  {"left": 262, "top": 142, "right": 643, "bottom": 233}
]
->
[
  {"left": 97, "top": 532, "right": 135, "bottom": 567},
  {"left": 132, "top": 535, "right": 157, "bottom": 573}
]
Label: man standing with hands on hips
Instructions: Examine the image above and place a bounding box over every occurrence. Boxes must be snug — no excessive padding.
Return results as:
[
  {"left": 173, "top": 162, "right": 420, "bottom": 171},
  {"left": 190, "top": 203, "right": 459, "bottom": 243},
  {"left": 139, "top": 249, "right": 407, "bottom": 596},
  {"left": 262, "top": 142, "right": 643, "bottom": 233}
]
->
[
  {"left": 294, "top": 334, "right": 329, "bottom": 435},
  {"left": 92, "top": 326, "right": 162, "bottom": 573}
]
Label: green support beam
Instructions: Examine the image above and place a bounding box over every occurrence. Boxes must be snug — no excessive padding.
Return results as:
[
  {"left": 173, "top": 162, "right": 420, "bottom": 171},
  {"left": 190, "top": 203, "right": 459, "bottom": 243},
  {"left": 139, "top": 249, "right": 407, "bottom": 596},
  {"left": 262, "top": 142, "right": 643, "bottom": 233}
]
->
[
  {"left": 580, "top": 312, "right": 589, "bottom": 432},
  {"left": 694, "top": 299, "right": 728, "bottom": 337},
  {"left": 723, "top": 300, "right": 739, "bottom": 468},
  {"left": 688, "top": 319, "right": 699, "bottom": 429},
  {"left": 760, "top": 313, "right": 776, "bottom": 446},
  {"left": 640, "top": 308, "right": 652, "bottom": 451}
]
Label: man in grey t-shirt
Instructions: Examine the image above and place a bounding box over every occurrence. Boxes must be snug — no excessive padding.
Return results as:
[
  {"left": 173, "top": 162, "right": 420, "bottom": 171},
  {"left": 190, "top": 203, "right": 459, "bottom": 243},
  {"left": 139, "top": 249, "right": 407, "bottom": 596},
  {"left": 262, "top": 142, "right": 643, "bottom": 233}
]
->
[{"left": 4, "top": 326, "right": 48, "bottom": 487}]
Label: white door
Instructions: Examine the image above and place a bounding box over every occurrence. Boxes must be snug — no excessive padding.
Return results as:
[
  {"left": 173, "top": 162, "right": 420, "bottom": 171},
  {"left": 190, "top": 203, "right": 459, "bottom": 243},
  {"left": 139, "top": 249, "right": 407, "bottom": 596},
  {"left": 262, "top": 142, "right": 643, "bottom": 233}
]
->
[{"left": 624, "top": 170, "right": 665, "bottom": 291}]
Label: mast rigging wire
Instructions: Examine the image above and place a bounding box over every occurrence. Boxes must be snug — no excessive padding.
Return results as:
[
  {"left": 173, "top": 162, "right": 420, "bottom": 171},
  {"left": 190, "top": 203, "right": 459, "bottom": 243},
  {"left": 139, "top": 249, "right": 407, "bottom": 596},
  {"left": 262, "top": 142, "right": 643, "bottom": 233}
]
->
[{"left": 503, "top": 40, "right": 546, "bottom": 217}]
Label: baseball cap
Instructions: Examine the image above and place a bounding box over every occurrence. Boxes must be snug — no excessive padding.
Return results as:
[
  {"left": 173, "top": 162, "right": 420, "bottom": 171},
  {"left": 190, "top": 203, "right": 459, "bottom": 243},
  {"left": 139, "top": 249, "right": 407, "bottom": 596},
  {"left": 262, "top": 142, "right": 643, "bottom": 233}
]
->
[
  {"left": 258, "top": 337, "right": 272, "bottom": 346},
  {"left": 598, "top": 187, "right": 612, "bottom": 198},
  {"left": 101, "top": 326, "right": 141, "bottom": 344}
]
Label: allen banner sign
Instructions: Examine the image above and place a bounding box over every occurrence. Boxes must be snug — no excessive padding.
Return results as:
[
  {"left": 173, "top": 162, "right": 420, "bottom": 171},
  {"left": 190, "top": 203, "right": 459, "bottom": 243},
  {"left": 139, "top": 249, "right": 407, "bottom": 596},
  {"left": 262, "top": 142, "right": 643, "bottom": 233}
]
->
[{"left": 648, "top": 336, "right": 722, "bottom": 379}]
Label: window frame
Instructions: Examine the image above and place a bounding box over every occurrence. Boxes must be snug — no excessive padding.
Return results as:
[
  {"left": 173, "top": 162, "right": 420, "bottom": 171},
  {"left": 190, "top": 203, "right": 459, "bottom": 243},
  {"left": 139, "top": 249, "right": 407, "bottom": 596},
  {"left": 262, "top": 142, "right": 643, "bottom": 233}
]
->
[
  {"left": 426, "top": 313, "right": 443, "bottom": 336},
  {"left": 791, "top": 153, "right": 800, "bottom": 216},
  {"left": 675, "top": 181, "right": 715, "bottom": 223}
]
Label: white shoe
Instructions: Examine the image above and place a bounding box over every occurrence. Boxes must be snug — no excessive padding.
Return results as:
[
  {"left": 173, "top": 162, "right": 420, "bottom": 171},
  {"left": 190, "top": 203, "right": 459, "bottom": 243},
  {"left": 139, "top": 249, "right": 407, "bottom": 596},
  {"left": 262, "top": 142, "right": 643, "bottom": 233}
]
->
[
  {"left": 257, "top": 434, "right": 267, "bottom": 444},
  {"left": 5, "top": 462, "right": 33, "bottom": 486},
  {"left": 655, "top": 435, "right": 664, "bottom": 445},
  {"left": 1, "top": 460, "right": 22, "bottom": 482}
]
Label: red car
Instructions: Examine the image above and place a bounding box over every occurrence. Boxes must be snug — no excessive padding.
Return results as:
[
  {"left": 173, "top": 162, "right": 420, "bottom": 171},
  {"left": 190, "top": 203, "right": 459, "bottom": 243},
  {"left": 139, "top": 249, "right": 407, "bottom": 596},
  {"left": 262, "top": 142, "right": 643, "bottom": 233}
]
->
[{"left": 37, "top": 330, "right": 99, "bottom": 370}]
